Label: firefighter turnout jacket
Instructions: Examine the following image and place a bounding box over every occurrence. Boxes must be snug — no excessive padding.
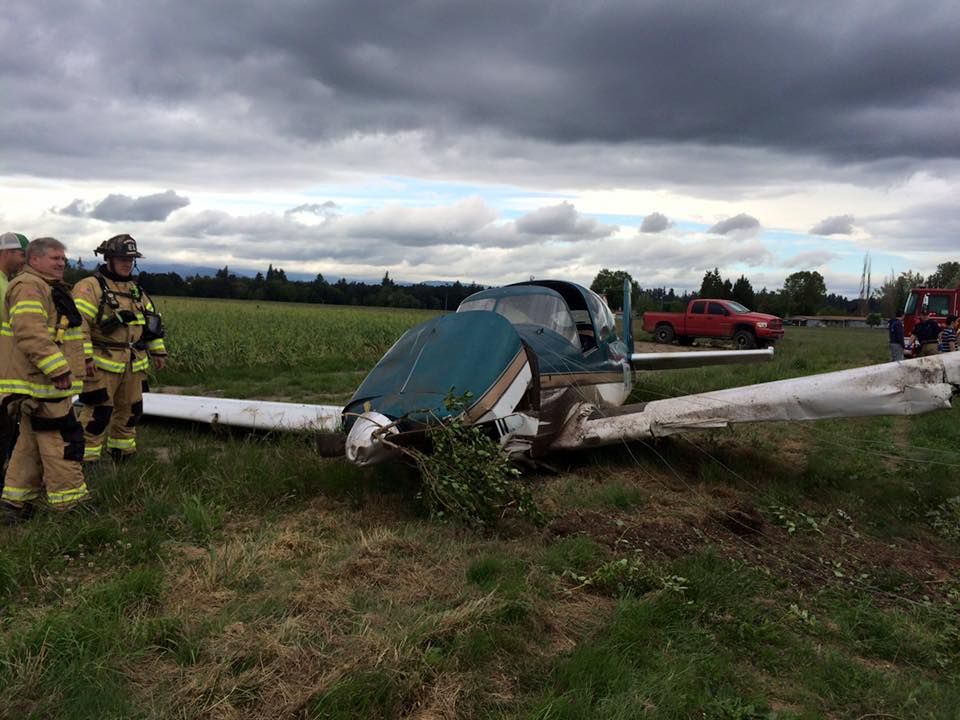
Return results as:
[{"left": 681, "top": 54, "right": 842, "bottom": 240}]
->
[
  {"left": 0, "top": 266, "right": 89, "bottom": 510},
  {"left": 0, "top": 266, "right": 85, "bottom": 399},
  {"left": 73, "top": 267, "right": 167, "bottom": 373}
]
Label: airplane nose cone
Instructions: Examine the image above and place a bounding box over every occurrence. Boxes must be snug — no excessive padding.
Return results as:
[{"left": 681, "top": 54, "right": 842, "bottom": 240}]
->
[{"left": 345, "top": 411, "right": 400, "bottom": 466}]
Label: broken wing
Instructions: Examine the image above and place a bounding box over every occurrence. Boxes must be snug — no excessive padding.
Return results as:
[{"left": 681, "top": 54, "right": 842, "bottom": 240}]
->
[{"left": 554, "top": 353, "right": 960, "bottom": 449}]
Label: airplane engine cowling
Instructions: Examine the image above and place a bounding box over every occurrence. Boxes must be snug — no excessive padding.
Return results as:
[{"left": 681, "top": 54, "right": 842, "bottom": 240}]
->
[{"left": 342, "top": 311, "right": 532, "bottom": 435}]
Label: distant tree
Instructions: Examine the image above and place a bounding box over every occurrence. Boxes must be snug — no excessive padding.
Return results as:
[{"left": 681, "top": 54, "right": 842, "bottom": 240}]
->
[
  {"left": 698, "top": 268, "right": 726, "bottom": 298},
  {"left": 865, "top": 313, "right": 882, "bottom": 327},
  {"left": 266, "top": 264, "right": 290, "bottom": 281},
  {"left": 875, "top": 269, "right": 924, "bottom": 318},
  {"left": 590, "top": 269, "right": 633, "bottom": 311},
  {"left": 381, "top": 271, "right": 394, "bottom": 287},
  {"left": 782, "top": 271, "right": 827, "bottom": 316},
  {"left": 215, "top": 266, "right": 230, "bottom": 279},
  {"left": 824, "top": 292, "right": 853, "bottom": 313},
  {"left": 731, "top": 275, "right": 755, "bottom": 307},
  {"left": 926, "top": 261, "right": 960, "bottom": 288}
]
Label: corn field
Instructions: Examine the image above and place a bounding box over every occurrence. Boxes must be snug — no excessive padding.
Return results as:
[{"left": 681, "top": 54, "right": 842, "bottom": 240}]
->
[{"left": 154, "top": 297, "right": 438, "bottom": 376}]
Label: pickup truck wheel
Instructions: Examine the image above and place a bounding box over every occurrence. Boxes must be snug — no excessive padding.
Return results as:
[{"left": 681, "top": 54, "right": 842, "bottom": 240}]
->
[
  {"left": 733, "top": 330, "right": 757, "bottom": 350},
  {"left": 655, "top": 325, "right": 675, "bottom": 344}
]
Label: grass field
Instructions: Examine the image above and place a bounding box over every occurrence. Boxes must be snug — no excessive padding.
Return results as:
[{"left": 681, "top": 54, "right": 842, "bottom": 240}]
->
[
  {"left": 1, "top": 300, "right": 959, "bottom": 720},
  {"left": 157, "top": 297, "right": 437, "bottom": 401}
]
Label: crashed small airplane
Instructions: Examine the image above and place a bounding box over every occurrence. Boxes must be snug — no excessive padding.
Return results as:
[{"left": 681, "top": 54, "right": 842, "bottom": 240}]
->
[{"left": 143, "top": 280, "right": 960, "bottom": 466}]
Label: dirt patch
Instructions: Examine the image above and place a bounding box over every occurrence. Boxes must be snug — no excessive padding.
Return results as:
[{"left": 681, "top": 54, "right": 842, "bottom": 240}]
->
[{"left": 543, "top": 470, "right": 960, "bottom": 604}]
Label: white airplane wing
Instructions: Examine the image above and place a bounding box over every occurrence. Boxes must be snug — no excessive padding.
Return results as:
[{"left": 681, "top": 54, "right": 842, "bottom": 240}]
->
[
  {"left": 554, "top": 353, "right": 960, "bottom": 449},
  {"left": 630, "top": 347, "right": 774, "bottom": 371},
  {"left": 142, "top": 393, "right": 342, "bottom": 432}
]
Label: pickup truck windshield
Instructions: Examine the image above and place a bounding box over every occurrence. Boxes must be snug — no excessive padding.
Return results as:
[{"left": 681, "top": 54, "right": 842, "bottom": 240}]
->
[
  {"left": 725, "top": 301, "right": 751, "bottom": 313},
  {"left": 459, "top": 293, "right": 579, "bottom": 345}
]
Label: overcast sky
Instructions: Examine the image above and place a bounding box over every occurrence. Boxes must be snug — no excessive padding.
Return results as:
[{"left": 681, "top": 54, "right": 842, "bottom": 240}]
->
[{"left": 2, "top": 0, "right": 959, "bottom": 296}]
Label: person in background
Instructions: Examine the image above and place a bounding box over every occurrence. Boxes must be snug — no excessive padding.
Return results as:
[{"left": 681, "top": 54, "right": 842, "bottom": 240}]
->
[
  {"left": 0, "top": 237, "right": 89, "bottom": 524},
  {"left": 0, "top": 232, "right": 28, "bottom": 306},
  {"left": 887, "top": 309, "right": 905, "bottom": 362},
  {"left": 938, "top": 314, "right": 958, "bottom": 353},
  {"left": 0, "top": 232, "right": 28, "bottom": 485},
  {"left": 911, "top": 311, "right": 943, "bottom": 358}
]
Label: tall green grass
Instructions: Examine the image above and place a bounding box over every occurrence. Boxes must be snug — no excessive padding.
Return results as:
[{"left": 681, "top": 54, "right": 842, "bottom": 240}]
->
[{"left": 153, "top": 297, "right": 436, "bottom": 399}]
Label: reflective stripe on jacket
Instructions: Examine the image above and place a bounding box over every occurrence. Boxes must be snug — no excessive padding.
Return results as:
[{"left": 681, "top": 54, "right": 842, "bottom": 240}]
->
[{"left": 0, "top": 267, "right": 85, "bottom": 400}]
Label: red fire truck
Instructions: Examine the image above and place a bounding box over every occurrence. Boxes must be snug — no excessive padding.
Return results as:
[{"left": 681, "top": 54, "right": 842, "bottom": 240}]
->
[
  {"left": 904, "top": 287, "right": 959, "bottom": 335},
  {"left": 903, "top": 286, "right": 959, "bottom": 354}
]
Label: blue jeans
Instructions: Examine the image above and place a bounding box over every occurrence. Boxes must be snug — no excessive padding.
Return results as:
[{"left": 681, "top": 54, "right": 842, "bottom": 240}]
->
[{"left": 889, "top": 343, "right": 904, "bottom": 362}]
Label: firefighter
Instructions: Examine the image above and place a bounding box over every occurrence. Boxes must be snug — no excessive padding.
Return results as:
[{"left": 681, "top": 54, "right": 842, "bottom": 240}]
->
[
  {"left": 0, "top": 232, "right": 29, "bottom": 478},
  {"left": 73, "top": 234, "right": 167, "bottom": 462},
  {"left": 0, "top": 232, "right": 28, "bottom": 311},
  {"left": 0, "top": 237, "right": 89, "bottom": 524}
]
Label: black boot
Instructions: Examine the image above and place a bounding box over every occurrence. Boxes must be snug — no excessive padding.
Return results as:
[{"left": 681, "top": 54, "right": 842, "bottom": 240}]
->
[
  {"left": 110, "top": 449, "right": 130, "bottom": 463},
  {"left": 1, "top": 501, "right": 33, "bottom": 526}
]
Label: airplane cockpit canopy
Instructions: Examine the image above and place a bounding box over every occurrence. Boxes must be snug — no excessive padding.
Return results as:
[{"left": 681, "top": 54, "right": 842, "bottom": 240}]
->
[
  {"left": 458, "top": 286, "right": 580, "bottom": 347},
  {"left": 511, "top": 280, "right": 616, "bottom": 351}
]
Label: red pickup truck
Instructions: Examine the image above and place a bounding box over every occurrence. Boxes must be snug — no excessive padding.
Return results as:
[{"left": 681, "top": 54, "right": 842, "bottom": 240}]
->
[{"left": 642, "top": 299, "right": 784, "bottom": 349}]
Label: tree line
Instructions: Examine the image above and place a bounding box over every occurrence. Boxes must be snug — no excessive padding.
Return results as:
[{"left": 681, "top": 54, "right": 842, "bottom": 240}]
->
[
  {"left": 63, "top": 263, "right": 485, "bottom": 311},
  {"left": 590, "top": 261, "right": 960, "bottom": 318},
  {"left": 61, "top": 258, "right": 959, "bottom": 316}
]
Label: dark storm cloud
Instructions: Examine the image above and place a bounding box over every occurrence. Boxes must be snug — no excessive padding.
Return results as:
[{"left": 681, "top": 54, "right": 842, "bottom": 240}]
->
[
  {"left": 810, "top": 215, "right": 855, "bottom": 236},
  {"left": 2, "top": 0, "right": 959, "bottom": 185},
  {"left": 708, "top": 213, "right": 760, "bottom": 235},
  {"left": 640, "top": 212, "right": 670, "bottom": 234},
  {"left": 55, "top": 190, "right": 190, "bottom": 222}
]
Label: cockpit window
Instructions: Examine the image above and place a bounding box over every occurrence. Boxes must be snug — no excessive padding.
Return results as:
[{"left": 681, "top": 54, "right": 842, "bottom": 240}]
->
[
  {"left": 585, "top": 291, "right": 615, "bottom": 341},
  {"left": 459, "top": 293, "right": 579, "bottom": 345},
  {"left": 458, "top": 298, "right": 496, "bottom": 313}
]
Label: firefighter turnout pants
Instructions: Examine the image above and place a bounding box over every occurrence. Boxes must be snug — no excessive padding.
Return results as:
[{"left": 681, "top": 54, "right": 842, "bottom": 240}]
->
[
  {"left": 1, "top": 397, "right": 88, "bottom": 510},
  {"left": 79, "top": 364, "right": 146, "bottom": 461}
]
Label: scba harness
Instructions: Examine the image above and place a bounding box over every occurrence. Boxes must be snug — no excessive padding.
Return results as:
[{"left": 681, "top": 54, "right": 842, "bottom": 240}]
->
[
  {"left": 92, "top": 273, "right": 165, "bottom": 349},
  {"left": 50, "top": 284, "right": 84, "bottom": 342}
]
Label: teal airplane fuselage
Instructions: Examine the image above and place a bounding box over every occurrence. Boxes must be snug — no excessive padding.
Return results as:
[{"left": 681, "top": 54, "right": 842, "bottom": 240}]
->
[{"left": 343, "top": 280, "right": 634, "bottom": 463}]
